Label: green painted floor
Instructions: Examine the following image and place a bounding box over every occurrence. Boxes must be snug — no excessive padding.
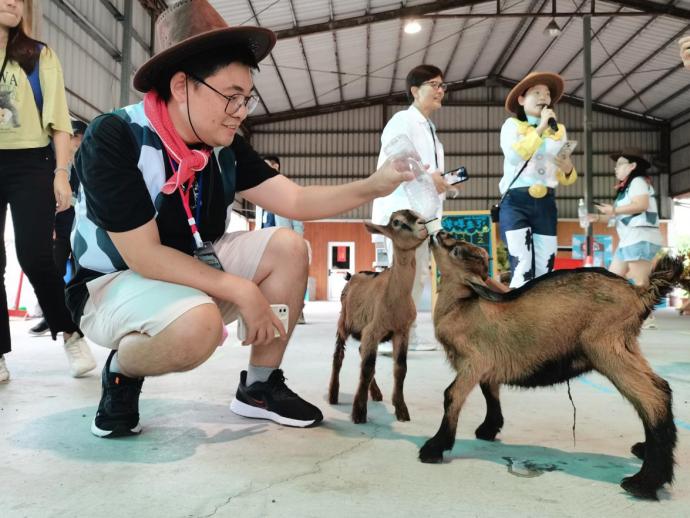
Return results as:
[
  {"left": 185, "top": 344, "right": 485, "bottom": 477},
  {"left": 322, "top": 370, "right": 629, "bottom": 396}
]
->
[{"left": 1, "top": 304, "right": 688, "bottom": 517}]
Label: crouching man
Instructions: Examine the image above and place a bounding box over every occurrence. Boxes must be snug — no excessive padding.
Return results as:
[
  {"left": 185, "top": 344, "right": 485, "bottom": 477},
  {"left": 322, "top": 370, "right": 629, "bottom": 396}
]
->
[{"left": 67, "top": 0, "right": 413, "bottom": 437}]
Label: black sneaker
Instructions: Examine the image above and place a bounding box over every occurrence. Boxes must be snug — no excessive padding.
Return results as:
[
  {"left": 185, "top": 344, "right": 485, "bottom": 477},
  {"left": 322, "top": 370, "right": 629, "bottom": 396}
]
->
[
  {"left": 29, "top": 319, "right": 50, "bottom": 336},
  {"left": 230, "top": 370, "right": 323, "bottom": 428},
  {"left": 91, "top": 350, "right": 144, "bottom": 438}
]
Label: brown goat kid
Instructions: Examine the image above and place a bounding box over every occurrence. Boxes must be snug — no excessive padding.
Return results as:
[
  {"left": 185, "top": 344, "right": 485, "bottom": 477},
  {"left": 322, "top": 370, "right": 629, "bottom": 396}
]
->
[
  {"left": 420, "top": 231, "right": 682, "bottom": 501},
  {"left": 329, "top": 210, "right": 429, "bottom": 424}
]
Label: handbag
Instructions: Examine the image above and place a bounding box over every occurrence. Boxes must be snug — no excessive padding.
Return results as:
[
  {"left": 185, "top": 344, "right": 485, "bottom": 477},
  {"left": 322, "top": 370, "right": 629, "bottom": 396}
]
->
[{"left": 490, "top": 157, "right": 532, "bottom": 223}]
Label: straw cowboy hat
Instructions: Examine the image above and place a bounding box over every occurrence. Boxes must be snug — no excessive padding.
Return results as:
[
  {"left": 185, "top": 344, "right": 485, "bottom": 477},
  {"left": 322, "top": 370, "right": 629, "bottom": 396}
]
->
[
  {"left": 505, "top": 72, "right": 565, "bottom": 114},
  {"left": 609, "top": 146, "right": 651, "bottom": 170},
  {"left": 133, "top": 0, "right": 276, "bottom": 92}
]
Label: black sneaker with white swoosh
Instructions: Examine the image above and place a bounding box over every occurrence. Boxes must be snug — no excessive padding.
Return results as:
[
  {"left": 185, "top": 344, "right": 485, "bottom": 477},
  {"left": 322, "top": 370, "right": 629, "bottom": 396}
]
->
[
  {"left": 91, "top": 350, "right": 144, "bottom": 438},
  {"left": 230, "top": 370, "right": 323, "bottom": 428}
]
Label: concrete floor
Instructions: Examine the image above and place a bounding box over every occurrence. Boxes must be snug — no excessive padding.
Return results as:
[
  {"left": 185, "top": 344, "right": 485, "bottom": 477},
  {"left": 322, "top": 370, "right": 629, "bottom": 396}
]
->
[{"left": 0, "top": 303, "right": 688, "bottom": 518}]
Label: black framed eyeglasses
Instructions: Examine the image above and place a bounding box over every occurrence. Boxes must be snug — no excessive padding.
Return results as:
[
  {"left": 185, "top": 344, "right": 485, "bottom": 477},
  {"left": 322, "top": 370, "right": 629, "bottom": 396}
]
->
[
  {"left": 186, "top": 72, "right": 259, "bottom": 115},
  {"left": 421, "top": 81, "right": 448, "bottom": 92}
]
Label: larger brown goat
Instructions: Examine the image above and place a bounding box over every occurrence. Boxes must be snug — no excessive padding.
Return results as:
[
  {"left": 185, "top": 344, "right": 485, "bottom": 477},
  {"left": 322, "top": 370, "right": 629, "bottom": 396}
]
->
[
  {"left": 419, "top": 231, "right": 681, "bottom": 501},
  {"left": 329, "top": 209, "right": 428, "bottom": 424}
]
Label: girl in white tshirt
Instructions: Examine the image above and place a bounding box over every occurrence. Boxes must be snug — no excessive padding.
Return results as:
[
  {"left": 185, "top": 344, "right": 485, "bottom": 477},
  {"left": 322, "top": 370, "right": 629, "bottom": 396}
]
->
[
  {"left": 592, "top": 148, "right": 663, "bottom": 329},
  {"left": 593, "top": 148, "right": 662, "bottom": 284}
]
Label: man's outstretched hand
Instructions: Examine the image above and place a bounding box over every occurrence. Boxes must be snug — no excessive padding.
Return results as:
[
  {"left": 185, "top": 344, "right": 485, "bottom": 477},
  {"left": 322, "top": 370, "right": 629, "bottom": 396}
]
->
[{"left": 369, "top": 157, "right": 417, "bottom": 197}]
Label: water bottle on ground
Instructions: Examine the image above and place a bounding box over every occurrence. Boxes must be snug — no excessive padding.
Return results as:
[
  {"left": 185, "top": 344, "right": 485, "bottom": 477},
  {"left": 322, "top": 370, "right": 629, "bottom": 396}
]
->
[
  {"left": 383, "top": 134, "right": 442, "bottom": 234},
  {"left": 578, "top": 198, "right": 588, "bottom": 229}
]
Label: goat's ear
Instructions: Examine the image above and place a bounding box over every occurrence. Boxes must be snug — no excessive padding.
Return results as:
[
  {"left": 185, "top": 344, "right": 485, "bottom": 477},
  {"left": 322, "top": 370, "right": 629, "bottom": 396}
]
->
[
  {"left": 465, "top": 272, "right": 488, "bottom": 288},
  {"left": 452, "top": 246, "right": 489, "bottom": 278},
  {"left": 365, "top": 221, "right": 387, "bottom": 235},
  {"left": 466, "top": 276, "right": 506, "bottom": 302}
]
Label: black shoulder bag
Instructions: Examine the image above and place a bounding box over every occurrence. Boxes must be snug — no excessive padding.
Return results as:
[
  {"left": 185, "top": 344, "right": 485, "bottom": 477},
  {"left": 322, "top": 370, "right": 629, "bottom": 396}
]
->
[{"left": 490, "top": 157, "right": 532, "bottom": 223}]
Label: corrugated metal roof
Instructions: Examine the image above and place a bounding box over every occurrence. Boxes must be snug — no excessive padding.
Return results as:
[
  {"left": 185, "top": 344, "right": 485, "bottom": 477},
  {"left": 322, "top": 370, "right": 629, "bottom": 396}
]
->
[{"left": 204, "top": 0, "right": 690, "bottom": 123}]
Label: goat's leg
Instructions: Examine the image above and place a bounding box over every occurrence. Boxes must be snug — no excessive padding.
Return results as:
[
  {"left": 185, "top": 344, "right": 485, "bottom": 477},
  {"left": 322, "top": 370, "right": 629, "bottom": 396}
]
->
[
  {"left": 328, "top": 328, "right": 348, "bottom": 405},
  {"left": 357, "top": 344, "right": 384, "bottom": 400},
  {"left": 420, "top": 368, "right": 480, "bottom": 463},
  {"left": 369, "top": 377, "right": 383, "bottom": 402},
  {"left": 391, "top": 331, "right": 410, "bottom": 422},
  {"left": 593, "top": 349, "right": 676, "bottom": 500},
  {"left": 475, "top": 382, "right": 504, "bottom": 441},
  {"left": 352, "top": 332, "right": 380, "bottom": 424}
]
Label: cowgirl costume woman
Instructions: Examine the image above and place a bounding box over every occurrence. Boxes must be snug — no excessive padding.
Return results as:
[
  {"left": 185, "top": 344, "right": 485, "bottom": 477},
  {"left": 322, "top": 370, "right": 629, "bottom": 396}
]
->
[{"left": 499, "top": 72, "right": 577, "bottom": 288}]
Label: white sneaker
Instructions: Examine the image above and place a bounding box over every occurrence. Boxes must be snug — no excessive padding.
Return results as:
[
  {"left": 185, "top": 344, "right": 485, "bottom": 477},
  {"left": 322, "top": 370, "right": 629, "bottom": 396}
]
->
[
  {"left": 409, "top": 341, "right": 438, "bottom": 351},
  {"left": 378, "top": 340, "right": 438, "bottom": 355},
  {"left": 408, "top": 328, "right": 438, "bottom": 351},
  {"left": 378, "top": 342, "right": 393, "bottom": 356},
  {"left": 641, "top": 315, "right": 657, "bottom": 330},
  {"left": 26, "top": 302, "right": 43, "bottom": 319},
  {"left": 0, "top": 356, "right": 9, "bottom": 383},
  {"left": 63, "top": 333, "right": 97, "bottom": 377}
]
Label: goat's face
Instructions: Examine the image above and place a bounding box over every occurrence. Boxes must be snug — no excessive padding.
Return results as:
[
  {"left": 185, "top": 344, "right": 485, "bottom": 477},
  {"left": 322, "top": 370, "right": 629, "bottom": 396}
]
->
[
  {"left": 365, "top": 209, "right": 429, "bottom": 249},
  {"left": 431, "top": 231, "right": 489, "bottom": 283}
]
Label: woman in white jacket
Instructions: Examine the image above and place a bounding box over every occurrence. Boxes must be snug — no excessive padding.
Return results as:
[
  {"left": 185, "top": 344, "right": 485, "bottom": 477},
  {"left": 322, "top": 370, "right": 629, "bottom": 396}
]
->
[{"left": 372, "top": 64, "right": 449, "bottom": 351}]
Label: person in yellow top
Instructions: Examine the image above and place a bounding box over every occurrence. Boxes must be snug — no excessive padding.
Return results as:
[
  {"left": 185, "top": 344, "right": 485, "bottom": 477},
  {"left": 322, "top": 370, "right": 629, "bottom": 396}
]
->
[
  {"left": 0, "top": 0, "right": 95, "bottom": 383},
  {"left": 498, "top": 72, "right": 577, "bottom": 288}
]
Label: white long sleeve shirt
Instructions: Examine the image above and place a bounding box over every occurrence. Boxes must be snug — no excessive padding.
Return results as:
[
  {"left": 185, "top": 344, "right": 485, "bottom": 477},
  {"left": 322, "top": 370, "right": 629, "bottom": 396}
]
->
[
  {"left": 499, "top": 117, "right": 573, "bottom": 195},
  {"left": 371, "top": 105, "right": 445, "bottom": 225}
]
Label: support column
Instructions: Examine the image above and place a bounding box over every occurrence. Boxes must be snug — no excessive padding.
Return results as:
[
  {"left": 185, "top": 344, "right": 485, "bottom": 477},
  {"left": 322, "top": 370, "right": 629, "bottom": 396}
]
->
[
  {"left": 120, "top": 0, "right": 134, "bottom": 106},
  {"left": 583, "top": 15, "right": 594, "bottom": 261}
]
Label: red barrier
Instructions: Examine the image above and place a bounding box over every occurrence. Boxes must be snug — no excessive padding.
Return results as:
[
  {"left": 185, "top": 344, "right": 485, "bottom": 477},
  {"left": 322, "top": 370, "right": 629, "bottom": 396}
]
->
[
  {"left": 553, "top": 258, "right": 583, "bottom": 270},
  {"left": 8, "top": 271, "right": 27, "bottom": 317}
]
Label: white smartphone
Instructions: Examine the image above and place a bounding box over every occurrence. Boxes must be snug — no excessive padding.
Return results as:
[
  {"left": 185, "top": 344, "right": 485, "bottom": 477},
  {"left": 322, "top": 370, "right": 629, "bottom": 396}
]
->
[
  {"left": 237, "top": 304, "right": 289, "bottom": 342},
  {"left": 557, "top": 140, "right": 578, "bottom": 160}
]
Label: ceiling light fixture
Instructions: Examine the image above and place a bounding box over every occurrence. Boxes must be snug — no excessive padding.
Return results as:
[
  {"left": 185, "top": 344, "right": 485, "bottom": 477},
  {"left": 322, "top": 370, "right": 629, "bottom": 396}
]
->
[
  {"left": 404, "top": 19, "right": 422, "bottom": 34},
  {"left": 545, "top": 19, "right": 562, "bottom": 38},
  {"left": 544, "top": 0, "right": 561, "bottom": 38}
]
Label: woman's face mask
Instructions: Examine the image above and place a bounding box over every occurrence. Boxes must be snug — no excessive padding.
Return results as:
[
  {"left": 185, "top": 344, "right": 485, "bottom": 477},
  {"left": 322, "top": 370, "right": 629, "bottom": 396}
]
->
[{"left": 614, "top": 157, "right": 636, "bottom": 182}]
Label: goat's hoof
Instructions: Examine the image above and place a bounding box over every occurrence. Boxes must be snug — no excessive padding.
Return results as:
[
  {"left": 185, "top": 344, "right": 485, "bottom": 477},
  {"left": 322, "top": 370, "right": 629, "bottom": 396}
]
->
[
  {"left": 631, "top": 442, "right": 646, "bottom": 460},
  {"left": 620, "top": 473, "right": 660, "bottom": 501},
  {"left": 351, "top": 407, "right": 367, "bottom": 424},
  {"left": 419, "top": 441, "right": 444, "bottom": 464},
  {"left": 475, "top": 422, "right": 501, "bottom": 441},
  {"left": 395, "top": 406, "right": 410, "bottom": 422},
  {"left": 370, "top": 386, "right": 383, "bottom": 402}
]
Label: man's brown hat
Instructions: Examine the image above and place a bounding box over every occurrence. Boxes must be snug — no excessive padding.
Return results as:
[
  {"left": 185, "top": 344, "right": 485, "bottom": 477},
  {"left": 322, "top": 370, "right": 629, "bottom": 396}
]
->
[
  {"left": 133, "top": 0, "right": 276, "bottom": 92},
  {"left": 505, "top": 72, "right": 565, "bottom": 114}
]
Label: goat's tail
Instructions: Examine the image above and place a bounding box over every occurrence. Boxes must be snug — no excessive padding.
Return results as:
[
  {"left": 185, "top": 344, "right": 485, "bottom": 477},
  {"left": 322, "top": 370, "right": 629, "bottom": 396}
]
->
[{"left": 638, "top": 255, "right": 685, "bottom": 312}]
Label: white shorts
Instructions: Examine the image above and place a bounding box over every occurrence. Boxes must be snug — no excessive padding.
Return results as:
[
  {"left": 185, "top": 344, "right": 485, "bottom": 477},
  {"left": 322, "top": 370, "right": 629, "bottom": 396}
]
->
[{"left": 79, "top": 228, "right": 277, "bottom": 349}]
